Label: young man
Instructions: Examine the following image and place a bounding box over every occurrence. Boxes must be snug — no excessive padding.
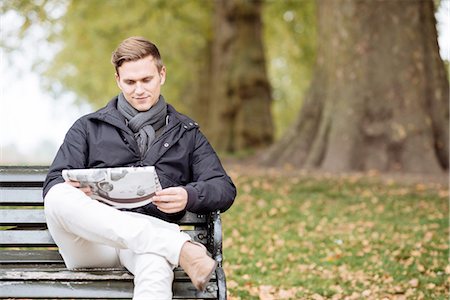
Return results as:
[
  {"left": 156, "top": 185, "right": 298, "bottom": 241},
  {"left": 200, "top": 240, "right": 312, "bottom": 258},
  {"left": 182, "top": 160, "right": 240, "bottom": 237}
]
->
[{"left": 43, "top": 36, "right": 236, "bottom": 299}]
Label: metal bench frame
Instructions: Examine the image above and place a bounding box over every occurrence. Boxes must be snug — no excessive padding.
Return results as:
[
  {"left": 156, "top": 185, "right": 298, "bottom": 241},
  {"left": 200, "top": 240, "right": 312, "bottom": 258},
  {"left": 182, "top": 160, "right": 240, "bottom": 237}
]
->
[{"left": 0, "top": 166, "right": 226, "bottom": 299}]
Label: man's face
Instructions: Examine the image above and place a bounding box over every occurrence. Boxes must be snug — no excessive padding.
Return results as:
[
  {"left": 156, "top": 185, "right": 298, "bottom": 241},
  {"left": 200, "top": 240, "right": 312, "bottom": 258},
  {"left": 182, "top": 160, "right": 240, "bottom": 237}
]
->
[{"left": 115, "top": 55, "right": 166, "bottom": 112}]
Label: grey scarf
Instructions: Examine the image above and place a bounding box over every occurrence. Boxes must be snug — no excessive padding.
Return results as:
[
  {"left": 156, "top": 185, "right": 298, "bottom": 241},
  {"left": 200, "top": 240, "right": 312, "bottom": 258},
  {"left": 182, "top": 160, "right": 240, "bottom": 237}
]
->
[{"left": 117, "top": 93, "right": 167, "bottom": 155}]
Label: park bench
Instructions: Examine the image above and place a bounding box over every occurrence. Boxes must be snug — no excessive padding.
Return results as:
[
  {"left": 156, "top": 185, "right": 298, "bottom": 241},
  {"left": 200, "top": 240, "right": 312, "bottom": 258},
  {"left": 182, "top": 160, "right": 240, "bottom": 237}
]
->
[{"left": 0, "top": 166, "right": 227, "bottom": 299}]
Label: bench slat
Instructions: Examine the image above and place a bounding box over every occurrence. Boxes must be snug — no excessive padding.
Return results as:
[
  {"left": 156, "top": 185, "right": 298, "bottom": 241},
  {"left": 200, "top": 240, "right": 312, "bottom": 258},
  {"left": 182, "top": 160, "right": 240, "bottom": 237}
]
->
[
  {"left": 0, "top": 209, "right": 206, "bottom": 225},
  {"left": 0, "top": 167, "right": 47, "bottom": 185},
  {"left": 0, "top": 229, "right": 208, "bottom": 246},
  {"left": 0, "top": 267, "right": 134, "bottom": 280},
  {"left": 0, "top": 187, "right": 43, "bottom": 205},
  {"left": 0, "top": 250, "right": 63, "bottom": 264},
  {"left": 0, "top": 230, "right": 54, "bottom": 246},
  {"left": 0, "top": 280, "right": 218, "bottom": 299},
  {"left": 0, "top": 209, "right": 46, "bottom": 225},
  {"left": 0, "top": 265, "right": 214, "bottom": 282},
  {"left": 0, "top": 280, "right": 133, "bottom": 299},
  {"left": 0, "top": 208, "right": 206, "bottom": 225}
]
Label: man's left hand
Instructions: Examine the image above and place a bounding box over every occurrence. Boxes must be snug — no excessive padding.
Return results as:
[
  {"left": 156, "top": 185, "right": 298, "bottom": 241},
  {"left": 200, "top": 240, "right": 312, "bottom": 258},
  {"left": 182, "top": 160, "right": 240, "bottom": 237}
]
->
[{"left": 152, "top": 187, "right": 188, "bottom": 213}]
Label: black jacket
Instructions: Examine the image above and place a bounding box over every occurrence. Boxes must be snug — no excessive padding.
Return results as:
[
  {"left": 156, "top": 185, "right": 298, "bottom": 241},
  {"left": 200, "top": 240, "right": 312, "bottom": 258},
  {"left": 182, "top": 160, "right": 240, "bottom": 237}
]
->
[{"left": 43, "top": 97, "right": 236, "bottom": 221}]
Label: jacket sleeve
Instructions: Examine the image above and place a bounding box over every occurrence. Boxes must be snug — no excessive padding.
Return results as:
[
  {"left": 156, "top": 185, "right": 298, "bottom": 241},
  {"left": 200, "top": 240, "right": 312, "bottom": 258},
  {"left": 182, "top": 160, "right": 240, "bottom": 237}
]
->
[
  {"left": 43, "top": 119, "right": 89, "bottom": 198},
  {"left": 184, "top": 130, "right": 236, "bottom": 214}
]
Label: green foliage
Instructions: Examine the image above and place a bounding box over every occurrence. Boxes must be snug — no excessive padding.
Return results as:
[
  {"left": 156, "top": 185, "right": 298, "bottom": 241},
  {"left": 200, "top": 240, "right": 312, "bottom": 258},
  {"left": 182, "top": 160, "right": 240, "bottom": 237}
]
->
[
  {"left": 3, "top": 0, "right": 317, "bottom": 136},
  {"left": 223, "top": 171, "right": 448, "bottom": 299},
  {"left": 3, "top": 0, "right": 212, "bottom": 110},
  {"left": 1, "top": 0, "right": 56, "bottom": 33},
  {"left": 0, "top": 0, "right": 63, "bottom": 51},
  {"left": 44, "top": 0, "right": 212, "bottom": 110},
  {"left": 263, "top": 0, "right": 316, "bottom": 139}
]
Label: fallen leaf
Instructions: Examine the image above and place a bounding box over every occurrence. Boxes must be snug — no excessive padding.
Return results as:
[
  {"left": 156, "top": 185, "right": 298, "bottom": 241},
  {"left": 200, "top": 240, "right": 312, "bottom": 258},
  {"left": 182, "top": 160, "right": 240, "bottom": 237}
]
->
[
  {"left": 258, "top": 285, "right": 275, "bottom": 300},
  {"left": 311, "top": 294, "right": 325, "bottom": 300},
  {"left": 445, "top": 265, "right": 450, "bottom": 274},
  {"left": 409, "top": 278, "right": 419, "bottom": 288},
  {"left": 227, "top": 280, "right": 239, "bottom": 289}
]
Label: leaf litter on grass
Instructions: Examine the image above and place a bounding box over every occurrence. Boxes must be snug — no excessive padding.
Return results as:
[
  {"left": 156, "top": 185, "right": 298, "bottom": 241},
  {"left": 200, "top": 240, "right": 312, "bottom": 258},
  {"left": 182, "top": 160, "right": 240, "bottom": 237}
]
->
[{"left": 222, "top": 168, "right": 449, "bottom": 299}]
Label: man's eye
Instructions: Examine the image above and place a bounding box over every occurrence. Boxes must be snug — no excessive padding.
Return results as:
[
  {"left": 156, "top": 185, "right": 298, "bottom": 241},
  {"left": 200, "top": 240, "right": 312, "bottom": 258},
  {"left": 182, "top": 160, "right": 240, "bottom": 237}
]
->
[{"left": 125, "top": 81, "right": 135, "bottom": 85}]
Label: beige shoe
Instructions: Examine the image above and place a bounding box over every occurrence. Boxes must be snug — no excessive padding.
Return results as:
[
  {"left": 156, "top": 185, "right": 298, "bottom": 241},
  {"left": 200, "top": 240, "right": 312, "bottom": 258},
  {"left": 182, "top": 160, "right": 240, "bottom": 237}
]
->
[{"left": 179, "top": 241, "right": 217, "bottom": 291}]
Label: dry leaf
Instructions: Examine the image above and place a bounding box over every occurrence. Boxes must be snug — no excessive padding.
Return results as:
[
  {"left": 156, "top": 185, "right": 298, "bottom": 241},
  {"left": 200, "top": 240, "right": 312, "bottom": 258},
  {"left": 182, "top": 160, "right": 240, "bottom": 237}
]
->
[
  {"left": 258, "top": 285, "right": 275, "bottom": 300},
  {"left": 311, "top": 293, "right": 325, "bottom": 300},
  {"left": 409, "top": 278, "right": 419, "bottom": 288}
]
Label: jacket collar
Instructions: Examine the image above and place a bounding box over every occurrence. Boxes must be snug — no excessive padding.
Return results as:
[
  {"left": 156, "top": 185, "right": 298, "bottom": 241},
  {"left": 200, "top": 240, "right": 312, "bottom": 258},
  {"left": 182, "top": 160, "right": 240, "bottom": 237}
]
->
[
  {"left": 166, "top": 104, "right": 199, "bottom": 132},
  {"left": 89, "top": 96, "right": 130, "bottom": 132}
]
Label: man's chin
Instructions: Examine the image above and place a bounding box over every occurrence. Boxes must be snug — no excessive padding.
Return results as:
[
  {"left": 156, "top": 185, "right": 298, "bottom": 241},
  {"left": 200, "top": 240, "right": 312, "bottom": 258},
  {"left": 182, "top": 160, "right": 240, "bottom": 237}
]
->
[
  {"left": 131, "top": 101, "right": 153, "bottom": 111},
  {"left": 137, "top": 106, "right": 152, "bottom": 112}
]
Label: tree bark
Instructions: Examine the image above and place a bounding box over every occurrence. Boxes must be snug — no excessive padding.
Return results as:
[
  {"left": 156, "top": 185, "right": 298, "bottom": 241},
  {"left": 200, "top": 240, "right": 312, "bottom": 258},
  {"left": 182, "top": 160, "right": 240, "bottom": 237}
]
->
[
  {"left": 262, "top": 0, "right": 448, "bottom": 173},
  {"left": 185, "top": 41, "right": 213, "bottom": 127},
  {"left": 206, "top": 0, "right": 274, "bottom": 152}
]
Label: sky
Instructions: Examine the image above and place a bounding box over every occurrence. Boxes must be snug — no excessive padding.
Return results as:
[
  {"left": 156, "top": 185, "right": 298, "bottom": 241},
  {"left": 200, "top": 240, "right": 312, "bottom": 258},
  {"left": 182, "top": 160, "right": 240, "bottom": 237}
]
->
[
  {"left": 0, "top": 10, "right": 92, "bottom": 163},
  {"left": 0, "top": 3, "right": 449, "bottom": 164}
]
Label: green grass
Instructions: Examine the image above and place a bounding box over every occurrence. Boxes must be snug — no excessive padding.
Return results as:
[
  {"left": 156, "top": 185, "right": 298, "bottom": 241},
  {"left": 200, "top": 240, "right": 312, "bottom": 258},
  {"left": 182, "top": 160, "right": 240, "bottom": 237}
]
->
[{"left": 222, "top": 172, "right": 449, "bottom": 299}]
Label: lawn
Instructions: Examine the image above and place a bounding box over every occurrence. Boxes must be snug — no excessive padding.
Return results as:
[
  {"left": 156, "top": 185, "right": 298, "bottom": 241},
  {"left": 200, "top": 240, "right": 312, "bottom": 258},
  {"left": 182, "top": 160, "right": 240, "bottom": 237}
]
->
[{"left": 221, "top": 168, "right": 449, "bottom": 299}]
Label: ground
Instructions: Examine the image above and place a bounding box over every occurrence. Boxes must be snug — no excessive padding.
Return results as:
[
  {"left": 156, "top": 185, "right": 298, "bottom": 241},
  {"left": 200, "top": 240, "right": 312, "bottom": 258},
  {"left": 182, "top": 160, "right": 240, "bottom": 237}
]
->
[{"left": 221, "top": 161, "right": 449, "bottom": 300}]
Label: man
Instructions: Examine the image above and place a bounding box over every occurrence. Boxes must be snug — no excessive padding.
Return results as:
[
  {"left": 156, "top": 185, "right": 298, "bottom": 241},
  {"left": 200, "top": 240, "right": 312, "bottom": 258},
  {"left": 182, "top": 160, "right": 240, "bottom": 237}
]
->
[{"left": 43, "top": 36, "right": 236, "bottom": 299}]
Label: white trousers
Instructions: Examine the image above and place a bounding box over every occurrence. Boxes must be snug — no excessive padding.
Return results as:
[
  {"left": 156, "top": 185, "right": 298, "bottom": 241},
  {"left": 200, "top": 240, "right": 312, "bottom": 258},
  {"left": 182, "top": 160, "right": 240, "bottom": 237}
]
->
[{"left": 44, "top": 183, "right": 191, "bottom": 300}]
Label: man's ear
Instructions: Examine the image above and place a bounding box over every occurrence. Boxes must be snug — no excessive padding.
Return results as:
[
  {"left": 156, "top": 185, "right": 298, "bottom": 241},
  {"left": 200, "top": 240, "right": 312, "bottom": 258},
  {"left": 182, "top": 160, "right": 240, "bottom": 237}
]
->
[
  {"left": 115, "top": 73, "right": 121, "bottom": 88},
  {"left": 160, "top": 66, "right": 166, "bottom": 85}
]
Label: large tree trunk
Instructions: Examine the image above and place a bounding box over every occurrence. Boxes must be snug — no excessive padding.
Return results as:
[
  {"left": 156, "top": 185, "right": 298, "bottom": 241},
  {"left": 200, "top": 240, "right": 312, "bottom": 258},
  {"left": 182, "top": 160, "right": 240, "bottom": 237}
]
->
[
  {"left": 262, "top": 0, "right": 448, "bottom": 173},
  {"left": 205, "top": 0, "right": 273, "bottom": 152}
]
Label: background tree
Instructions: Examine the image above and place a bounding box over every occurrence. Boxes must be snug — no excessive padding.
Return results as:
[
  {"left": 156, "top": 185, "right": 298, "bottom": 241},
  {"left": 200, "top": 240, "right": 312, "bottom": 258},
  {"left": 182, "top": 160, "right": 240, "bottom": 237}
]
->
[
  {"left": 262, "top": 0, "right": 449, "bottom": 173},
  {"left": 204, "top": 0, "right": 274, "bottom": 152}
]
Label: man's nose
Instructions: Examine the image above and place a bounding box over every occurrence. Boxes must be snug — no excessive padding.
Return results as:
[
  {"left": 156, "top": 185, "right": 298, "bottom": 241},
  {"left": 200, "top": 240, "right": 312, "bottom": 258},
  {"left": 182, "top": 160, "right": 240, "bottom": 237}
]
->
[{"left": 135, "top": 82, "right": 144, "bottom": 94}]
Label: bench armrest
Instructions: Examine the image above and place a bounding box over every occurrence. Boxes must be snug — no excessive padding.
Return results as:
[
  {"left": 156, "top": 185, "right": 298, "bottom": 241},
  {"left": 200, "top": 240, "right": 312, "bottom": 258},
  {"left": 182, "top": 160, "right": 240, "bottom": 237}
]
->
[{"left": 208, "top": 210, "right": 223, "bottom": 266}]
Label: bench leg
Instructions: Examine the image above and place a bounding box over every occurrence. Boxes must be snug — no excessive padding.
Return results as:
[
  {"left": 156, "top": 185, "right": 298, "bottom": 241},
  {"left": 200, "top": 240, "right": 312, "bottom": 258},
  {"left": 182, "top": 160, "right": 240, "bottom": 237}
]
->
[{"left": 216, "top": 266, "right": 227, "bottom": 300}]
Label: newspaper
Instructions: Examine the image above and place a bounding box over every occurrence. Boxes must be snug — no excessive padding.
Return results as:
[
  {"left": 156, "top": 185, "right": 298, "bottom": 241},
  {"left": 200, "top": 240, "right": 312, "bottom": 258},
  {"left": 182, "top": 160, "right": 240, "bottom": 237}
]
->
[{"left": 62, "top": 166, "right": 162, "bottom": 209}]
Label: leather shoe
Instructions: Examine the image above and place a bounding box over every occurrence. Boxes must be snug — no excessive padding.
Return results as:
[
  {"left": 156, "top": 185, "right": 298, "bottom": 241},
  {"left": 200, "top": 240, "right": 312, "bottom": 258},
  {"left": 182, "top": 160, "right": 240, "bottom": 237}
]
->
[{"left": 179, "top": 241, "right": 217, "bottom": 291}]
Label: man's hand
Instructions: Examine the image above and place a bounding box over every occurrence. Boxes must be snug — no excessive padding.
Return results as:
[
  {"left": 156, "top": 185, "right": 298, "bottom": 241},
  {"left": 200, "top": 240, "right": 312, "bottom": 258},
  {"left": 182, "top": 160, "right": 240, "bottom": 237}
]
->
[
  {"left": 65, "top": 181, "right": 93, "bottom": 196},
  {"left": 152, "top": 187, "right": 188, "bottom": 214}
]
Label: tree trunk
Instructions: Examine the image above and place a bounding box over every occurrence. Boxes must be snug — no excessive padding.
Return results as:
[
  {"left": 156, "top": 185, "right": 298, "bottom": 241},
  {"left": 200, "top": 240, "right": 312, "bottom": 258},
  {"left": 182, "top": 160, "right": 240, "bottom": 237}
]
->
[
  {"left": 206, "top": 0, "right": 273, "bottom": 152},
  {"left": 185, "top": 41, "right": 213, "bottom": 128},
  {"left": 262, "top": 0, "right": 448, "bottom": 173}
]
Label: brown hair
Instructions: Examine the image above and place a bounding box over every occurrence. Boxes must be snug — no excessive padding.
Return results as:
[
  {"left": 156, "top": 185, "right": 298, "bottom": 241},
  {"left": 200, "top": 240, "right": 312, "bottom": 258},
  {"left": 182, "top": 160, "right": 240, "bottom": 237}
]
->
[{"left": 111, "top": 36, "right": 164, "bottom": 73}]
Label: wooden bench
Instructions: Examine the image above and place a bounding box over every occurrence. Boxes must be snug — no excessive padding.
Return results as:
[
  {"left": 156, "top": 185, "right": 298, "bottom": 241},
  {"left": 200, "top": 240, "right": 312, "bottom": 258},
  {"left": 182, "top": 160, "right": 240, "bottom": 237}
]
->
[{"left": 0, "top": 166, "right": 227, "bottom": 299}]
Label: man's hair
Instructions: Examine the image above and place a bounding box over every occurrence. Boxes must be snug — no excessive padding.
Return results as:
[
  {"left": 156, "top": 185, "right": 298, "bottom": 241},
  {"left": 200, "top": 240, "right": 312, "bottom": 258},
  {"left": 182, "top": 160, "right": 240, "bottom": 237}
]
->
[{"left": 111, "top": 36, "right": 164, "bottom": 73}]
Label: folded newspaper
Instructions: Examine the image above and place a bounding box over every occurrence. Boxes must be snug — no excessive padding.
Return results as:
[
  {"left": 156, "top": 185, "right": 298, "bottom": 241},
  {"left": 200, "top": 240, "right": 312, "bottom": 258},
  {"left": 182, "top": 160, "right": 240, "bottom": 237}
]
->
[{"left": 62, "top": 166, "right": 162, "bottom": 209}]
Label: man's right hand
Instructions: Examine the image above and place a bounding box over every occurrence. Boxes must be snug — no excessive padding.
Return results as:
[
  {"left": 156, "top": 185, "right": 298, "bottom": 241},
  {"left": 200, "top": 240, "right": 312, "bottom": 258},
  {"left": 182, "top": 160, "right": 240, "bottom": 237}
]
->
[{"left": 65, "top": 181, "right": 93, "bottom": 196}]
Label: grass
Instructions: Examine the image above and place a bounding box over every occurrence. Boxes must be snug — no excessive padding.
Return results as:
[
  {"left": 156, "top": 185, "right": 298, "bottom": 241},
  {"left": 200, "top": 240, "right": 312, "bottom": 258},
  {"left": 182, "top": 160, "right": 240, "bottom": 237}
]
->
[{"left": 221, "top": 170, "right": 449, "bottom": 299}]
